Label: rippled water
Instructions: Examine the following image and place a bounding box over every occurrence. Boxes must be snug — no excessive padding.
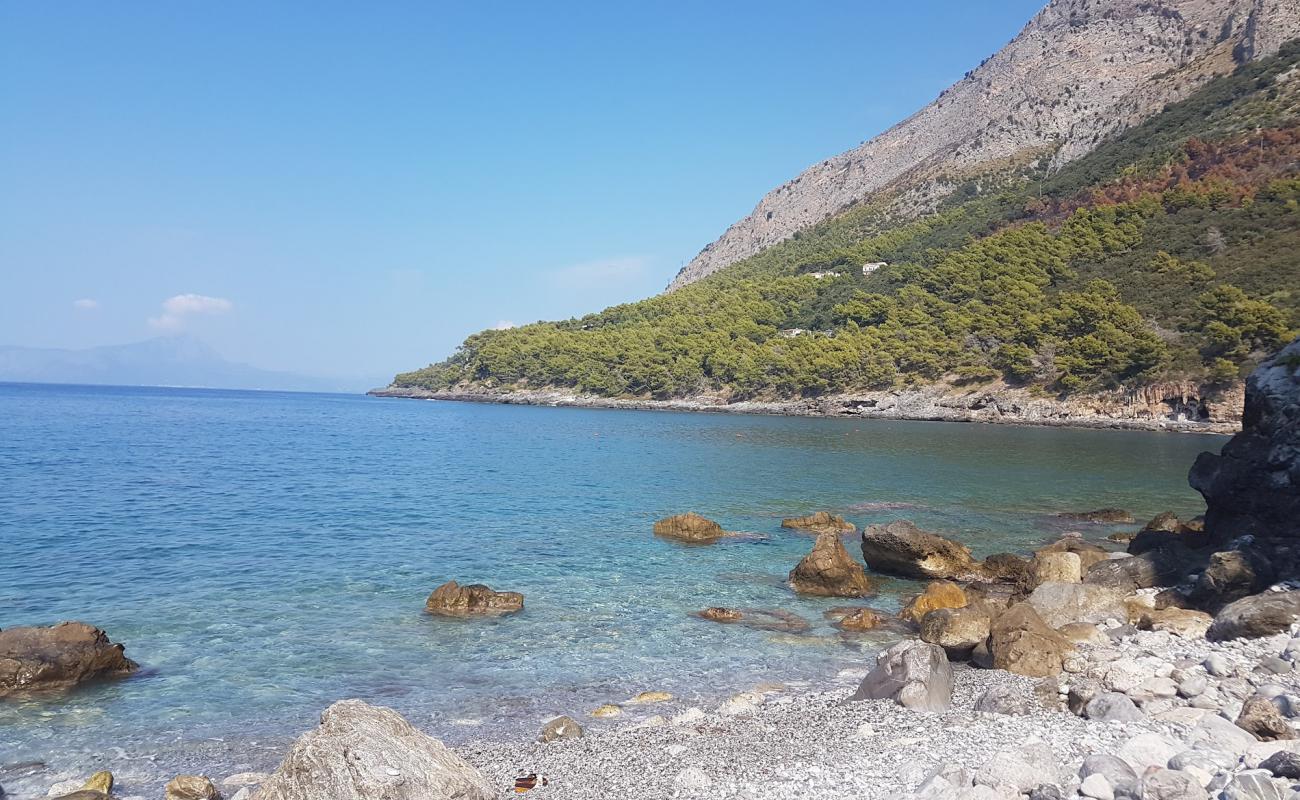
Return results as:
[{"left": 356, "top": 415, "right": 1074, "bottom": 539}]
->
[{"left": 0, "top": 383, "right": 1222, "bottom": 796}]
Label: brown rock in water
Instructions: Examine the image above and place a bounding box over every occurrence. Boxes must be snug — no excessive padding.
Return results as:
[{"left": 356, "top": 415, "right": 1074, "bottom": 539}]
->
[
  {"left": 255, "top": 700, "right": 495, "bottom": 800},
  {"left": 1058, "top": 508, "right": 1135, "bottom": 524},
  {"left": 919, "top": 605, "right": 992, "bottom": 659},
  {"left": 49, "top": 771, "right": 114, "bottom": 800},
  {"left": 789, "top": 533, "right": 875, "bottom": 597},
  {"left": 831, "top": 607, "right": 889, "bottom": 632},
  {"left": 424, "top": 580, "right": 523, "bottom": 617},
  {"left": 697, "top": 607, "right": 743, "bottom": 623},
  {"left": 989, "top": 602, "right": 1074, "bottom": 678},
  {"left": 1035, "top": 537, "right": 1109, "bottom": 572},
  {"left": 860, "top": 520, "right": 986, "bottom": 581},
  {"left": 652, "top": 512, "right": 728, "bottom": 543},
  {"left": 1237, "top": 695, "right": 1297, "bottom": 741},
  {"left": 692, "top": 607, "right": 810, "bottom": 633},
  {"left": 0, "top": 622, "right": 138, "bottom": 696},
  {"left": 780, "top": 511, "right": 855, "bottom": 535},
  {"left": 900, "top": 580, "right": 968, "bottom": 624},
  {"left": 164, "top": 775, "right": 220, "bottom": 800}
]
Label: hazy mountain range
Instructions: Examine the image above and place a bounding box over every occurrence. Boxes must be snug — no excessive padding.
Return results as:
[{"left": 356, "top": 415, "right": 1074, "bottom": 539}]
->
[{"left": 0, "top": 336, "right": 376, "bottom": 393}]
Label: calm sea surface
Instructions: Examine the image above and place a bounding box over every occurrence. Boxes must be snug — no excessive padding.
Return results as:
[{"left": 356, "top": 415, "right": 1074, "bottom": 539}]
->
[{"left": 0, "top": 383, "right": 1223, "bottom": 795}]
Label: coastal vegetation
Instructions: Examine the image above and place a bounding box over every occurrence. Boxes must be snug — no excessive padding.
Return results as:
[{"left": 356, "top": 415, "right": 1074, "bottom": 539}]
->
[{"left": 392, "top": 42, "right": 1300, "bottom": 403}]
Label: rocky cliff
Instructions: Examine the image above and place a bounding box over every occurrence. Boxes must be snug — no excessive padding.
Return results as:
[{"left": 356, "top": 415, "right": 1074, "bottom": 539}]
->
[{"left": 668, "top": 0, "right": 1300, "bottom": 291}]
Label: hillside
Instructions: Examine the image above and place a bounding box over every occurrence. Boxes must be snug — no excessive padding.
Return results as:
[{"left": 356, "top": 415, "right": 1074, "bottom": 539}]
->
[
  {"left": 380, "top": 39, "right": 1300, "bottom": 430},
  {"left": 669, "top": 0, "right": 1300, "bottom": 290}
]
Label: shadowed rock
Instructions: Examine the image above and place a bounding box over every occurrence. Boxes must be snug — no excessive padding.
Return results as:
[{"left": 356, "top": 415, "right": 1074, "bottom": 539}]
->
[
  {"left": 424, "top": 580, "right": 523, "bottom": 617},
  {"left": 1208, "top": 591, "right": 1300, "bottom": 641},
  {"left": 849, "top": 640, "right": 953, "bottom": 712},
  {"left": 829, "top": 607, "right": 890, "bottom": 632},
  {"left": 653, "top": 513, "right": 729, "bottom": 544},
  {"left": 920, "top": 605, "right": 992, "bottom": 660},
  {"left": 255, "top": 700, "right": 495, "bottom": 800},
  {"left": 789, "top": 532, "right": 875, "bottom": 597},
  {"left": 0, "top": 622, "right": 138, "bottom": 696},
  {"left": 860, "top": 520, "right": 985, "bottom": 581},
  {"left": 780, "top": 511, "right": 855, "bottom": 535},
  {"left": 164, "top": 775, "right": 219, "bottom": 800}
]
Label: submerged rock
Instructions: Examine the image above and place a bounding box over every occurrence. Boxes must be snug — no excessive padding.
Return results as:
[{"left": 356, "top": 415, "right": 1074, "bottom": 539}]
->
[
  {"left": 788, "top": 532, "right": 875, "bottom": 597},
  {"left": 781, "top": 510, "right": 855, "bottom": 534},
  {"left": 652, "top": 512, "right": 728, "bottom": 543},
  {"left": 860, "top": 520, "right": 985, "bottom": 581},
  {"left": 691, "top": 607, "right": 810, "bottom": 633},
  {"left": 1058, "top": 508, "right": 1134, "bottom": 524},
  {"left": 0, "top": 622, "right": 138, "bottom": 696},
  {"left": 255, "top": 700, "right": 495, "bottom": 800},
  {"left": 424, "top": 580, "right": 523, "bottom": 617},
  {"left": 849, "top": 640, "right": 953, "bottom": 712},
  {"left": 830, "top": 607, "right": 890, "bottom": 632}
]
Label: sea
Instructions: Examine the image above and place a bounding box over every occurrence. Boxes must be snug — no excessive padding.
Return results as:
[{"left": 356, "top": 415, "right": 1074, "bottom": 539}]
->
[{"left": 0, "top": 382, "right": 1224, "bottom": 797}]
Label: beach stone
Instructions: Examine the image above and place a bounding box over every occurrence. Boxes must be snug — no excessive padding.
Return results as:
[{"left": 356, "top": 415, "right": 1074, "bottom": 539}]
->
[
  {"left": 902, "top": 581, "right": 969, "bottom": 624},
  {"left": 538, "top": 715, "right": 583, "bottom": 742},
  {"left": 1068, "top": 679, "right": 1101, "bottom": 715},
  {"left": 1079, "top": 755, "right": 1138, "bottom": 795},
  {"left": 975, "top": 742, "right": 1058, "bottom": 794},
  {"left": 254, "top": 700, "right": 495, "bottom": 800},
  {"left": 1058, "top": 622, "right": 1106, "bottom": 645},
  {"left": 1084, "top": 552, "right": 1167, "bottom": 594},
  {"left": 1209, "top": 592, "right": 1300, "bottom": 641},
  {"left": 1189, "top": 711, "right": 1260, "bottom": 754},
  {"left": 164, "top": 776, "right": 219, "bottom": 800},
  {"left": 1029, "top": 786, "right": 1065, "bottom": 800},
  {"left": 1219, "top": 769, "right": 1290, "bottom": 800},
  {"left": 1138, "top": 608, "right": 1214, "bottom": 638},
  {"left": 860, "top": 520, "right": 986, "bottom": 581},
  {"left": 1238, "top": 695, "right": 1297, "bottom": 741},
  {"left": 974, "top": 684, "right": 1035, "bottom": 716},
  {"left": 652, "top": 512, "right": 727, "bottom": 543},
  {"left": 424, "top": 580, "right": 523, "bottom": 617},
  {"left": 850, "top": 639, "right": 953, "bottom": 712},
  {"left": 1259, "top": 750, "right": 1300, "bottom": 778},
  {"left": 49, "top": 771, "right": 114, "bottom": 800},
  {"left": 1028, "top": 552, "right": 1082, "bottom": 587},
  {"left": 1205, "top": 653, "right": 1234, "bottom": 676},
  {"left": 919, "top": 605, "right": 989, "bottom": 658},
  {"left": 671, "top": 707, "right": 706, "bottom": 725},
  {"left": 718, "top": 691, "right": 764, "bottom": 716},
  {"left": 229, "top": 791, "right": 251, "bottom": 800},
  {"left": 1037, "top": 536, "right": 1111, "bottom": 571},
  {"left": 1079, "top": 773, "right": 1114, "bottom": 800},
  {"left": 1195, "top": 551, "right": 1271, "bottom": 607},
  {"left": 1085, "top": 692, "right": 1145, "bottom": 722},
  {"left": 1116, "top": 732, "right": 1181, "bottom": 773},
  {"left": 1142, "top": 768, "right": 1208, "bottom": 800},
  {"left": 673, "top": 767, "right": 712, "bottom": 791},
  {"left": 0, "top": 623, "right": 138, "bottom": 696},
  {"left": 832, "top": 607, "right": 889, "bottom": 631},
  {"left": 1179, "top": 675, "right": 1209, "bottom": 697},
  {"left": 989, "top": 603, "right": 1074, "bottom": 678},
  {"left": 590, "top": 703, "right": 621, "bottom": 718},
  {"left": 788, "top": 532, "right": 875, "bottom": 597},
  {"left": 781, "top": 510, "right": 855, "bottom": 534},
  {"left": 1026, "top": 582, "right": 1127, "bottom": 628},
  {"left": 630, "top": 690, "right": 671, "bottom": 704}
]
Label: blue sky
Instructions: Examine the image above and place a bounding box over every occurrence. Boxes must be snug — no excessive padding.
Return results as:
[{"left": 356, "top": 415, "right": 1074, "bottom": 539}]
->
[{"left": 1, "top": 0, "right": 1044, "bottom": 382}]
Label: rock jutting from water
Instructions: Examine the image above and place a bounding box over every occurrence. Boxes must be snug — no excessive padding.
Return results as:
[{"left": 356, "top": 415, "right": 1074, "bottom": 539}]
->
[
  {"left": 780, "top": 511, "right": 856, "bottom": 535},
  {"left": 652, "top": 512, "right": 730, "bottom": 544},
  {"left": 0, "top": 622, "right": 138, "bottom": 696},
  {"left": 859, "top": 520, "right": 988, "bottom": 581},
  {"left": 424, "top": 580, "right": 523, "bottom": 617},
  {"left": 788, "top": 532, "right": 876, "bottom": 597}
]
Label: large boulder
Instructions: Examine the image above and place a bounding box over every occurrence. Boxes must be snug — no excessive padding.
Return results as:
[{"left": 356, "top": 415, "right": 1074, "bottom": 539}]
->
[
  {"left": 860, "top": 520, "right": 985, "bottom": 581},
  {"left": 1208, "top": 591, "right": 1300, "bottom": 641},
  {"left": 788, "top": 532, "right": 875, "bottom": 597},
  {"left": 1190, "top": 337, "right": 1300, "bottom": 551},
  {"left": 849, "top": 640, "right": 953, "bottom": 712},
  {"left": 1027, "top": 552, "right": 1081, "bottom": 587},
  {"left": 254, "top": 700, "right": 495, "bottom": 800},
  {"left": 425, "top": 580, "right": 523, "bottom": 616},
  {"left": 652, "top": 512, "right": 729, "bottom": 543},
  {"left": 919, "top": 606, "right": 991, "bottom": 659},
  {"left": 1191, "top": 550, "right": 1273, "bottom": 609},
  {"left": 1025, "top": 582, "right": 1127, "bottom": 628},
  {"left": 1035, "top": 537, "right": 1110, "bottom": 572},
  {"left": 989, "top": 603, "right": 1075, "bottom": 678},
  {"left": 0, "top": 622, "right": 138, "bottom": 696},
  {"left": 900, "top": 580, "right": 968, "bottom": 624},
  {"left": 1127, "top": 512, "right": 1212, "bottom": 555},
  {"left": 780, "top": 511, "right": 855, "bottom": 534}
]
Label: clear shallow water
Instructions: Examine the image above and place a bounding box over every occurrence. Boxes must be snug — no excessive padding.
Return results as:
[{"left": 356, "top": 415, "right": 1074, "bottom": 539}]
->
[{"left": 0, "top": 383, "right": 1222, "bottom": 795}]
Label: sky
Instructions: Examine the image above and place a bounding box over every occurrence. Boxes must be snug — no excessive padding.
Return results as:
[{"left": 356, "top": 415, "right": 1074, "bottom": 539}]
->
[{"left": 0, "top": 0, "right": 1045, "bottom": 383}]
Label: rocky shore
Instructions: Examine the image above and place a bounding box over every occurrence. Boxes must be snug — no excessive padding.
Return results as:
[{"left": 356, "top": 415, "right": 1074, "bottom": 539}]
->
[{"left": 368, "top": 379, "right": 1244, "bottom": 434}]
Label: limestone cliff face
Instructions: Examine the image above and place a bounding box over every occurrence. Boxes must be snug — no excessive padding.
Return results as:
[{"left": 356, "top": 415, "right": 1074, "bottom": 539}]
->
[
  {"left": 668, "top": 0, "right": 1300, "bottom": 291},
  {"left": 1191, "top": 337, "right": 1300, "bottom": 545}
]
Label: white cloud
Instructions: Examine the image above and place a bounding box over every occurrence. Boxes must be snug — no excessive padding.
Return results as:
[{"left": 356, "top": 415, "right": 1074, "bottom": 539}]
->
[
  {"left": 72, "top": 298, "right": 99, "bottom": 310},
  {"left": 546, "top": 256, "right": 649, "bottom": 288},
  {"left": 492, "top": 320, "right": 517, "bottom": 330},
  {"left": 149, "top": 293, "right": 233, "bottom": 330}
]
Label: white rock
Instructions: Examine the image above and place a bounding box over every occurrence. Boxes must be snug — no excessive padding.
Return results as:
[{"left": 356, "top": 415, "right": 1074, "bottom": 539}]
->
[
  {"left": 1080, "top": 772, "right": 1114, "bottom": 800},
  {"left": 673, "top": 766, "right": 712, "bottom": 790}
]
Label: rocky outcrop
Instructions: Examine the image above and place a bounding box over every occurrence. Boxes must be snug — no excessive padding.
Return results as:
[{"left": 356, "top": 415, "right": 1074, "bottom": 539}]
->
[
  {"left": 652, "top": 512, "right": 729, "bottom": 544},
  {"left": 254, "top": 700, "right": 495, "bottom": 800},
  {"left": 788, "top": 533, "right": 875, "bottom": 597},
  {"left": 669, "top": 0, "right": 1300, "bottom": 291},
  {"left": 0, "top": 622, "right": 138, "bottom": 696},
  {"left": 1191, "top": 336, "right": 1300, "bottom": 551},
  {"left": 424, "top": 580, "right": 523, "bottom": 617},
  {"left": 860, "top": 520, "right": 985, "bottom": 581},
  {"left": 988, "top": 602, "right": 1075, "bottom": 678},
  {"left": 781, "top": 511, "right": 855, "bottom": 535},
  {"left": 849, "top": 640, "right": 953, "bottom": 713}
]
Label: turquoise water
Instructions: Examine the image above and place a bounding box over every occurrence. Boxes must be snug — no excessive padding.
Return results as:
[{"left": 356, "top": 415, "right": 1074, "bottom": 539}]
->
[{"left": 0, "top": 383, "right": 1221, "bottom": 794}]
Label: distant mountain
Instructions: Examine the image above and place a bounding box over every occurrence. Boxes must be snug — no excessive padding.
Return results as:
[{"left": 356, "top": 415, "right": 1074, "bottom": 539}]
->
[
  {"left": 669, "top": 0, "right": 1300, "bottom": 290},
  {"left": 0, "top": 336, "right": 371, "bottom": 393}
]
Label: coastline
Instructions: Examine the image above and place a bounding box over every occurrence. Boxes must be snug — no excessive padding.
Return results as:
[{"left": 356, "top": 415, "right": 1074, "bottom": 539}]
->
[{"left": 367, "top": 382, "right": 1244, "bottom": 435}]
